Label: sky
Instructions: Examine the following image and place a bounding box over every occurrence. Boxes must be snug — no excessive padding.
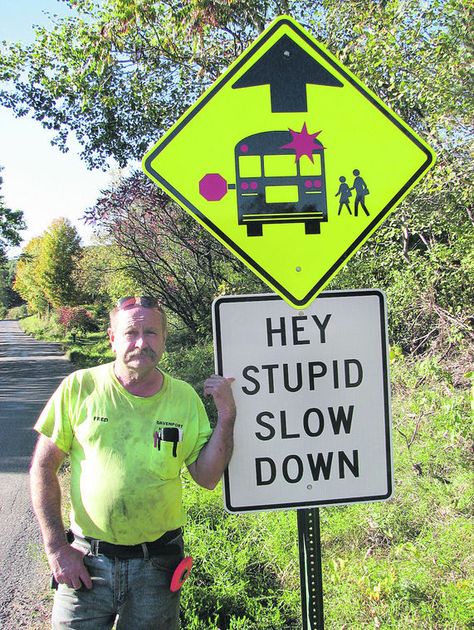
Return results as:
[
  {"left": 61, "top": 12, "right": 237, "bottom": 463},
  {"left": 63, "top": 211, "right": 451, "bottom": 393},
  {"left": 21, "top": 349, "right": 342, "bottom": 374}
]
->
[{"left": 1, "top": 0, "right": 116, "bottom": 257}]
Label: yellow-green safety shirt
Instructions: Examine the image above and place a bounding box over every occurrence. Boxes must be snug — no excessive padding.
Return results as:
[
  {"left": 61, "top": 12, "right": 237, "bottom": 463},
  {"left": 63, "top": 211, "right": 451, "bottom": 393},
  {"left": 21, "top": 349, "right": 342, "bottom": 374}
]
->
[{"left": 34, "top": 362, "right": 212, "bottom": 545}]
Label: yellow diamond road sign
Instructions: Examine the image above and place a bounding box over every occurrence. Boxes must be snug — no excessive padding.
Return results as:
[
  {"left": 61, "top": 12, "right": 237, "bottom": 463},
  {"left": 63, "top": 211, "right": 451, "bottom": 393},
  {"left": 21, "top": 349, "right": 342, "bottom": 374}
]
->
[{"left": 143, "top": 15, "right": 435, "bottom": 309}]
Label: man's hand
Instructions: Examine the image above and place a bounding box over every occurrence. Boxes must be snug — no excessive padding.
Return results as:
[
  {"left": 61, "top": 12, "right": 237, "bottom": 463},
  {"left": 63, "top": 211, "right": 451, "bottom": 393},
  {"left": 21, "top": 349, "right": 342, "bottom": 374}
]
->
[
  {"left": 47, "top": 543, "right": 93, "bottom": 590},
  {"left": 203, "top": 375, "right": 236, "bottom": 418},
  {"left": 188, "top": 375, "right": 236, "bottom": 490}
]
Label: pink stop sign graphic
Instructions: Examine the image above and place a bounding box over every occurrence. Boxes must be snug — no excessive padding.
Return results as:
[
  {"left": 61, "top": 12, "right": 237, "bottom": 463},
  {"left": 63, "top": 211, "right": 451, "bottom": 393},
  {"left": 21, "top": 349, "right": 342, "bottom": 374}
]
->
[{"left": 199, "top": 173, "right": 227, "bottom": 201}]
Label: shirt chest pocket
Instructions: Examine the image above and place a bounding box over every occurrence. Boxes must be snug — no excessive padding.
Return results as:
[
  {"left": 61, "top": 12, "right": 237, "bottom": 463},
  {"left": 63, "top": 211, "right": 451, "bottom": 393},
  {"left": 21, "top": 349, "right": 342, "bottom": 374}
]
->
[{"left": 152, "top": 427, "right": 184, "bottom": 479}]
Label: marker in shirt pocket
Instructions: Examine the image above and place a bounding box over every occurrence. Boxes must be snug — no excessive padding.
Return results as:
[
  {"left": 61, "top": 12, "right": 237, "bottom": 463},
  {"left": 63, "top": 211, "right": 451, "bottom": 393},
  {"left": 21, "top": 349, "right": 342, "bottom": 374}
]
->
[{"left": 153, "top": 427, "right": 183, "bottom": 458}]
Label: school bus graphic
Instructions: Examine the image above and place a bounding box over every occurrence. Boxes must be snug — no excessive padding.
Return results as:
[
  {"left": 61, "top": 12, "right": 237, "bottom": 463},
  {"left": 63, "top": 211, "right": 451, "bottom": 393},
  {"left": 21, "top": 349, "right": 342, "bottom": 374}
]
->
[
  {"left": 235, "top": 130, "right": 328, "bottom": 237},
  {"left": 199, "top": 129, "right": 328, "bottom": 238}
]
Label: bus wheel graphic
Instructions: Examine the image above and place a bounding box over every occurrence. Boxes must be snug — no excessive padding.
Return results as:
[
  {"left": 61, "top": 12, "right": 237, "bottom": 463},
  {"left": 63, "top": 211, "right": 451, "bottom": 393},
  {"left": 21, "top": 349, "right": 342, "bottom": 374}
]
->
[
  {"left": 305, "top": 220, "right": 321, "bottom": 235},
  {"left": 247, "top": 223, "right": 263, "bottom": 237}
]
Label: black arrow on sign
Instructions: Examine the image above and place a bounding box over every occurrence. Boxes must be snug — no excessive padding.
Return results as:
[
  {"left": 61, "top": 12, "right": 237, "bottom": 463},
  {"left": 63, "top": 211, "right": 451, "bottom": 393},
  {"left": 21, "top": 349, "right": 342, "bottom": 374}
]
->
[{"left": 232, "top": 34, "right": 343, "bottom": 113}]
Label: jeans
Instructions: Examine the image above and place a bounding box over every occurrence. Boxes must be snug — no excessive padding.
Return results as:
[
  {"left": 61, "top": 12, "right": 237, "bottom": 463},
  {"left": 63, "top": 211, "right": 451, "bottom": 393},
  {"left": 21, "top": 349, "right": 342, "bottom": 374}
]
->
[{"left": 52, "top": 538, "right": 183, "bottom": 629}]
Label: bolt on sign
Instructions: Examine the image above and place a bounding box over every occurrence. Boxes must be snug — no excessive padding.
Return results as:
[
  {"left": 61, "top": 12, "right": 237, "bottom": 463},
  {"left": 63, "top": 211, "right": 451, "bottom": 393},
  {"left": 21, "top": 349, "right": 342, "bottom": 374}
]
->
[
  {"left": 212, "top": 291, "right": 392, "bottom": 513},
  {"left": 143, "top": 15, "right": 435, "bottom": 309}
]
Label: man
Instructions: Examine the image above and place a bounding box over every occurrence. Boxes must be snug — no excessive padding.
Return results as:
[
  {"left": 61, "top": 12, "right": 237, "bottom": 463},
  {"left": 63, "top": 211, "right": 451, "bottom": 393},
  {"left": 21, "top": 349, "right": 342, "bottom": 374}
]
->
[
  {"left": 30, "top": 296, "right": 236, "bottom": 629},
  {"left": 351, "top": 168, "right": 370, "bottom": 217}
]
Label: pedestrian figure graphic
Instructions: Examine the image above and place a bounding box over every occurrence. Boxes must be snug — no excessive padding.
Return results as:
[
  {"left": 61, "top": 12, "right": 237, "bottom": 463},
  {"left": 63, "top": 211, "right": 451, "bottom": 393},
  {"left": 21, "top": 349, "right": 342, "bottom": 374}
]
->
[
  {"left": 335, "top": 176, "right": 352, "bottom": 215},
  {"left": 351, "top": 169, "right": 370, "bottom": 216}
]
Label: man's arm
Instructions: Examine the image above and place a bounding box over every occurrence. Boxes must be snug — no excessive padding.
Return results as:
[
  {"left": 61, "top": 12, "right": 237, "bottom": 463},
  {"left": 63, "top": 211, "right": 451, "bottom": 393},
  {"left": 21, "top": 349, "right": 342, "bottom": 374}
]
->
[
  {"left": 187, "top": 375, "right": 236, "bottom": 490},
  {"left": 30, "top": 435, "right": 92, "bottom": 589}
]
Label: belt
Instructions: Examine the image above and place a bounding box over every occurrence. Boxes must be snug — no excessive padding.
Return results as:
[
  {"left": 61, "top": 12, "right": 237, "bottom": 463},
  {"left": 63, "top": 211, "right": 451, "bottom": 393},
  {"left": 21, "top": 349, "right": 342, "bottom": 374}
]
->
[{"left": 72, "top": 528, "right": 182, "bottom": 559}]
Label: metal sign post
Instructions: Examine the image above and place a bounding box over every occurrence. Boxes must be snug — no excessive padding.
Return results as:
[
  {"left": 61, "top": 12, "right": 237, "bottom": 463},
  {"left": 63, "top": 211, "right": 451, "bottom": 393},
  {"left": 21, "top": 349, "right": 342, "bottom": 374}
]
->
[{"left": 298, "top": 509, "right": 324, "bottom": 630}]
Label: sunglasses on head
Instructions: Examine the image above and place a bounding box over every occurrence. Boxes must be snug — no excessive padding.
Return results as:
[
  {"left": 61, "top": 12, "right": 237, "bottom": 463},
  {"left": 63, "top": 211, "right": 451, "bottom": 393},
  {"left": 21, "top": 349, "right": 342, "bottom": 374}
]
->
[{"left": 116, "top": 296, "right": 161, "bottom": 310}]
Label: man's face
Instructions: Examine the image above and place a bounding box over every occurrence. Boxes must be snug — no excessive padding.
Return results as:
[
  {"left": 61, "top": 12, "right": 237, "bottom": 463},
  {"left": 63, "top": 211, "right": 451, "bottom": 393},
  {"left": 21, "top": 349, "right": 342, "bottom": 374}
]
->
[{"left": 108, "top": 306, "right": 166, "bottom": 373}]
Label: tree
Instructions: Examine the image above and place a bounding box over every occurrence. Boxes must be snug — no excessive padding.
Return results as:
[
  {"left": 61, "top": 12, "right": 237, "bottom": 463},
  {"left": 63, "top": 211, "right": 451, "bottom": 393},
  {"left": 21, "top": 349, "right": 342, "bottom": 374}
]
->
[
  {"left": 37, "top": 218, "right": 82, "bottom": 308},
  {"left": 14, "top": 236, "right": 49, "bottom": 314},
  {"left": 0, "top": 1, "right": 471, "bottom": 169},
  {"left": 0, "top": 1, "right": 313, "bottom": 168},
  {"left": 73, "top": 241, "right": 142, "bottom": 305},
  {"left": 0, "top": 258, "right": 23, "bottom": 312},
  {"left": 316, "top": 1, "right": 474, "bottom": 352},
  {"left": 0, "top": 166, "right": 25, "bottom": 262},
  {"left": 84, "top": 171, "right": 264, "bottom": 335},
  {"left": 14, "top": 219, "right": 83, "bottom": 313}
]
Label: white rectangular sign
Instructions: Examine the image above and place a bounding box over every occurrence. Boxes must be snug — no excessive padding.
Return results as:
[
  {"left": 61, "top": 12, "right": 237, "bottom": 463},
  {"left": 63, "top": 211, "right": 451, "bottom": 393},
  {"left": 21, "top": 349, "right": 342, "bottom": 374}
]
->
[{"left": 213, "top": 291, "right": 393, "bottom": 513}]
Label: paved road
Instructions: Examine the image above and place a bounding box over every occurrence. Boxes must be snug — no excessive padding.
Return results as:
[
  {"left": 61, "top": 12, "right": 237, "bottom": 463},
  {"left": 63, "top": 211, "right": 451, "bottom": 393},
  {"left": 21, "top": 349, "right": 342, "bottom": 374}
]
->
[{"left": 0, "top": 320, "right": 73, "bottom": 628}]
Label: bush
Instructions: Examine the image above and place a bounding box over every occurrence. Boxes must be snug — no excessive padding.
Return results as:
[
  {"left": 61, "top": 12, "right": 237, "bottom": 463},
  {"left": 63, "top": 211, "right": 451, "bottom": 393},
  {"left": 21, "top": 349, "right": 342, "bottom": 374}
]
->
[
  {"left": 19, "top": 312, "right": 64, "bottom": 340},
  {"left": 66, "top": 335, "right": 115, "bottom": 368},
  {"left": 160, "top": 342, "right": 216, "bottom": 421},
  {"left": 6, "top": 304, "right": 28, "bottom": 319},
  {"left": 57, "top": 306, "right": 97, "bottom": 337}
]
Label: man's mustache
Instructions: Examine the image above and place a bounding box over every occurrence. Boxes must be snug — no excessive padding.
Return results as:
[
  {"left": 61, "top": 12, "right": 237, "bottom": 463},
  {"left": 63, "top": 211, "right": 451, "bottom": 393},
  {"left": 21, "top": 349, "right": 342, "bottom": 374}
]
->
[{"left": 126, "top": 348, "right": 158, "bottom": 360}]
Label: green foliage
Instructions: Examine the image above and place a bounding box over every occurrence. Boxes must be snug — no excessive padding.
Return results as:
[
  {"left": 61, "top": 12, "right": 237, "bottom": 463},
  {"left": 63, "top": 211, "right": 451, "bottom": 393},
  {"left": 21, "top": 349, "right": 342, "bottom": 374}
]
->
[
  {"left": 6, "top": 304, "right": 28, "bottom": 320},
  {"left": 180, "top": 484, "right": 300, "bottom": 629},
  {"left": 14, "top": 219, "right": 83, "bottom": 314},
  {"left": 330, "top": 222, "right": 473, "bottom": 352},
  {"left": 19, "top": 312, "right": 65, "bottom": 341},
  {"left": 320, "top": 0, "right": 473, "bottom": 353},
  {"left": 0, "top": 258, "right": 23, "bottom": 311},
  {"left": 0, "top": 0, "right": 296, "bottom": 168},
  {"left": 0, "top": 166, "right": 25, "bottom": 262},
  {"left": 161, "top": 341, "right": 217, "bottom": 421},
  {"left": 73, "top": 242, "right": 141, "bottom": 306},
  {"left": 66, "top": 334, "right": 115, "bottom": 368},
  {"left": 14, "top": 236, "right": 49, "bottom": 315},
  {"left": 38, "top": 218, "right": 82, "bottom": 308}
]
